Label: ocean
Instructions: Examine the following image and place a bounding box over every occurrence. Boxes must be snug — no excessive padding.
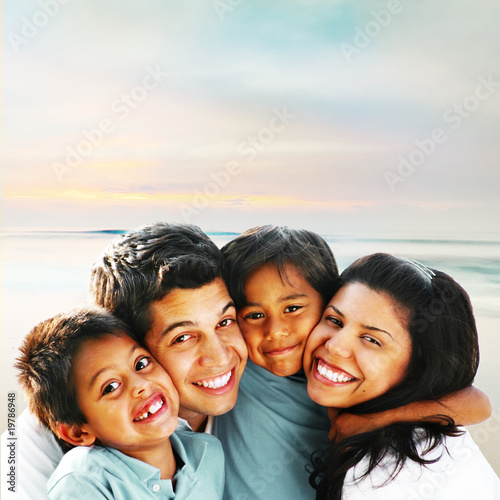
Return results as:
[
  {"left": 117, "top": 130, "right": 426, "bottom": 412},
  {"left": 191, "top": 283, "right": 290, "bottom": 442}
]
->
[{"left": 2, "top": 230, "right": 499, "bottom": 473}]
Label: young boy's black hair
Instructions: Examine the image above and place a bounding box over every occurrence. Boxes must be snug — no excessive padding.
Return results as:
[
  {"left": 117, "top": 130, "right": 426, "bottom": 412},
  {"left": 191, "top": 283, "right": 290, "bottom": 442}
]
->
[
  {"left": 221, "top": 225, "right": 339, "bottom": 307},
  {"left": 15, "top": 308, "right": 132, "bottom": 450}
]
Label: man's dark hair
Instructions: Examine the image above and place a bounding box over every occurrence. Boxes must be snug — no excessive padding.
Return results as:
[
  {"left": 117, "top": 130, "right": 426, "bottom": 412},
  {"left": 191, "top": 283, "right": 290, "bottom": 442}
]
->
[{"left": 89, "top": 222, "right": 224, "bottom": 342}]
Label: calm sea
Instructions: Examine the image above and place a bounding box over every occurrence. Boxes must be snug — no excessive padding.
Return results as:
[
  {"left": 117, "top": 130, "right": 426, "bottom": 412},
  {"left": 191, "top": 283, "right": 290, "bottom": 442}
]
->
[{"left": 2, "top": 230, "right": 499, "bottom": 472}]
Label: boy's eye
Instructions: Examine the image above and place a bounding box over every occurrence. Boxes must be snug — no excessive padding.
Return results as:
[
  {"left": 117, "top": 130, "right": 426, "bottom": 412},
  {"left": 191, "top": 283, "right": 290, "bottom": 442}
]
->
[
  {"left": 103, "top": 381, "right": 119, "bottom": 395},
  {"left": 135, "top": 356, "right": 150, "bottom": 371},
  {"left": 284, "top": 305, "right": 302, "bottom": 313},
  {"left": 244, "top": 312, "right": 264, "bottom": 320}
]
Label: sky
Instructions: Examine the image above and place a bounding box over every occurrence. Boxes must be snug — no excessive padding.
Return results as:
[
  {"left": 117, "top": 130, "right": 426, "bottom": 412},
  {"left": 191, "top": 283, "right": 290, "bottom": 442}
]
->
[{"left": 2, "top": 0, "right": 500, "bottom": 237}]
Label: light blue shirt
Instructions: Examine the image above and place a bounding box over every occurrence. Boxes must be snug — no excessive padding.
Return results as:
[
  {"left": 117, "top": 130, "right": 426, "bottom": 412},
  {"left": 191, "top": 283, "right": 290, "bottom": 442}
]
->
[
  {"left": 47, "top": 431, "right": 224, "bottom": 499},
  {"left": 213, "top": 360, "right": 331, "bottom": 500}
]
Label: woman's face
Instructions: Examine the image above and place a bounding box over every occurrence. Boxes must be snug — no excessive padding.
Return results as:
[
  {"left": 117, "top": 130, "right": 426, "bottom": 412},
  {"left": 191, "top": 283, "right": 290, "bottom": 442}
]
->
[{"left": 303, "top": 282, "right": 412, "bottom": 408}]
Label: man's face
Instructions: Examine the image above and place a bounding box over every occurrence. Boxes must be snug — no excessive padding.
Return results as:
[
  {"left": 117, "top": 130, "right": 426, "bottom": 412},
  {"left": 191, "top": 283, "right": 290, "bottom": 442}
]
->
[{"left": 145, "top": 278, "right": 248, "bottom": 423}]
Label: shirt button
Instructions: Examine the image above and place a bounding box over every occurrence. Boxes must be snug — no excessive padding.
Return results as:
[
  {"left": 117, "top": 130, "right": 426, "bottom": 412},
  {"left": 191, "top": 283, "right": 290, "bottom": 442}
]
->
[{"left": 152, "top": 484, "right": 160, "bottom": 492}]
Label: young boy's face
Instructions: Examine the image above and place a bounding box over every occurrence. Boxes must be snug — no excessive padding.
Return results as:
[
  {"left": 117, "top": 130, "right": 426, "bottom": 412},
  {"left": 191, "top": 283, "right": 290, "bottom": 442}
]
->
[
  {"left": 73, "top": 332, "right": 179, "bottom": 454},
  {"left": 237, "top": 263, "right": 325, "bottom": 377}
]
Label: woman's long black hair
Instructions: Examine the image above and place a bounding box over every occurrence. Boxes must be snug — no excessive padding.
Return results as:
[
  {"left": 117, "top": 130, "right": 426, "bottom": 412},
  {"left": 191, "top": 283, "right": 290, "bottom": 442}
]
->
[{"left": 309, "top": 253, "right": 479, "bottom": 500}]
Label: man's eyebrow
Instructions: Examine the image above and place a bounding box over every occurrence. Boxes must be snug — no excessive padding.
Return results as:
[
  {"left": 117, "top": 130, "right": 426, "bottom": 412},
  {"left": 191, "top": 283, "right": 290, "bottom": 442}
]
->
[
  {"left": 221, "top": 301, "right": 236, "bottom": 314},
  {"left": 89, "top": 343, "right": 141, "bottom": 390},
  {"left": 160, "top": 301, "right": 235, "bottom": 337},
  {"left": 161, "top": 321, "right": 196, "bottom": 338}
]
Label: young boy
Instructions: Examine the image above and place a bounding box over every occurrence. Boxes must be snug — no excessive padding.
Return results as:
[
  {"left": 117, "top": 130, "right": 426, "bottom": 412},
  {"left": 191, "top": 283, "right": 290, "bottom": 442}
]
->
[
  {"left": 213, "top": 224, "right": 492, "bottom": 500},
  {"left": 16, "top": 308, "right": 225, "bottom": 500}
]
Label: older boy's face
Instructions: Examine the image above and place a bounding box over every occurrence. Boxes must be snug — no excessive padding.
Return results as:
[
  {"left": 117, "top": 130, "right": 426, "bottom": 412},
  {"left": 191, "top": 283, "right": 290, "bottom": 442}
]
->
[
  {"left": 74, "top": 332, "right": 179, "bottom": 454},
  {"left": 237, "top": 263, "right": 325, "bottom": 377},
  {"left": 145, "top": 278, "right": 248, "bottom": 423}
]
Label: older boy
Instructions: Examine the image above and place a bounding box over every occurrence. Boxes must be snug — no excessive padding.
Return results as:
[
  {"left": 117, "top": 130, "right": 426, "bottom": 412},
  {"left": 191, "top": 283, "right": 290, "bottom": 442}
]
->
[{"left": 16, "top": 308, "right": 224, "bottom": 499}]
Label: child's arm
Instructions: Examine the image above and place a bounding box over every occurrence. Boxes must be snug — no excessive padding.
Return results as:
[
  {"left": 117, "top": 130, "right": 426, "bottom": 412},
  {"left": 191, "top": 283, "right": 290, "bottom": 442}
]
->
[{"left": 329, "top": 385, "right": 492, "bottom": 443}]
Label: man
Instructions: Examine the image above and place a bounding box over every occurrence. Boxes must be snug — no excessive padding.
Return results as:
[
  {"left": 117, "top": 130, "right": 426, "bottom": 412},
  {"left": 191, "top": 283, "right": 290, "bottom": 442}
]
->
[{"left": 15, "top": 222, "right": 247, "bottom": 499}]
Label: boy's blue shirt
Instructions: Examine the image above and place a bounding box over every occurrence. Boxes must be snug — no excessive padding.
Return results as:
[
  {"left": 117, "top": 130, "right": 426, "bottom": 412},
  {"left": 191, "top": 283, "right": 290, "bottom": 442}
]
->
[
  {"left": 47, "top": 430, "right": 224, "bottom": 499},
  {"left": 212, "top": 360, "right": 331, "bottom": 500}
]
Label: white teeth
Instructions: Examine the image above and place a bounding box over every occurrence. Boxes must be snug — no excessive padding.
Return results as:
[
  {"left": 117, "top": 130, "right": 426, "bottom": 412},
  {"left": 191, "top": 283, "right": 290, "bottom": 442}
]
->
[
  {"left": 316, "top": 360, "right": 355, "bottom": 383},
  {"left": 194, "top": 371, "right": 232, "bottom": 389},
  {"left": 134, "top": 399, "right": 164, "bottom": 421}
]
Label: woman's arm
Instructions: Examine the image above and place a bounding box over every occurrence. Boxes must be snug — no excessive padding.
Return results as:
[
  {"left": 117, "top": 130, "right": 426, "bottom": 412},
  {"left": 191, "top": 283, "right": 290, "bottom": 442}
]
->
[{"left": 330, "top": 385, "right": 492, "bottom": 442}]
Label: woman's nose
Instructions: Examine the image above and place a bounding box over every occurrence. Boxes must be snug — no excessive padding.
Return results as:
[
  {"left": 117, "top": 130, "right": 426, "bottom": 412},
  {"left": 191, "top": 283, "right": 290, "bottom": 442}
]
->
[{"left": 324, "top": 330, "right": 353, "bottom": 359}]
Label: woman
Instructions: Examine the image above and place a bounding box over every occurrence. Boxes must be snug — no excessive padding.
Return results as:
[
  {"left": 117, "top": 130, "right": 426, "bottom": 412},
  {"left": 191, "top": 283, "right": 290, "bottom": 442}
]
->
[{"left": 304, "top": 253, "right": 500, "bottom": 500}]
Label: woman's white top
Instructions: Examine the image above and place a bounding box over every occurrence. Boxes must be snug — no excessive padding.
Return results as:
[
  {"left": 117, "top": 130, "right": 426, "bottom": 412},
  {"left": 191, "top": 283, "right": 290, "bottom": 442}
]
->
[{"left": 342, "top": 428, "right": 500, "bottom": 499}]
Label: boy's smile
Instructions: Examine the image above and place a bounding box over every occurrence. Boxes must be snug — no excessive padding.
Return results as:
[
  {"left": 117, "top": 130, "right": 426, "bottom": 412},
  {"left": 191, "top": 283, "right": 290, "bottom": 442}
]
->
[
  {"left": 72, "top": 332, "right": 179, "bottom": 455},
  {"left": 238, "top": 263, "right": 325, "bottom": 377}
]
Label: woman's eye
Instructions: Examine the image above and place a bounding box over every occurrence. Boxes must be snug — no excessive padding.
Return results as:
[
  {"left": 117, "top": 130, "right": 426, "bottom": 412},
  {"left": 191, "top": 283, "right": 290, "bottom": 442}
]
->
[
  {"left": 244, "top": 312, "right": 264, "bottom": 320},
  {"left": 326, "top": 316, "right": 343, "bottom": 327},
  {"left": 173, "top": 334, "right": 192, "bottom": 344},
  {"left": 135, "top": 356, "right": 150, "bottom": 371},
  {"left": 284, "top": 305, "right": 302, "bottom": 313},
  {"left": 103, "top": 381, "right": 119, "bottom": 395},
  {"left": 363, "top": 336, "right": 381, "bottom": 347}
]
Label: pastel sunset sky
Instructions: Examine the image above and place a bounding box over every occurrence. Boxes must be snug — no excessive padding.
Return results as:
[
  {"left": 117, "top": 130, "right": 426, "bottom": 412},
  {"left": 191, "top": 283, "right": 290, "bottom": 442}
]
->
[{"left": 3, "top": 0, "right": 500, "bottom": 236}]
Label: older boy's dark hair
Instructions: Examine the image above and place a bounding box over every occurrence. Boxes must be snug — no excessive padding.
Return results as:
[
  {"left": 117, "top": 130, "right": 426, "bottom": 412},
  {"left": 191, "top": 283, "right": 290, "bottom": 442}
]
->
[
  {"left": 15, "top": 309, "right": 131, "bottom": 450},
  {"left": 89, "top": 222, "right": 224, "bottom": 343},
  {"left": 221, "top": 225, "right": 339, "bottom": 307}
]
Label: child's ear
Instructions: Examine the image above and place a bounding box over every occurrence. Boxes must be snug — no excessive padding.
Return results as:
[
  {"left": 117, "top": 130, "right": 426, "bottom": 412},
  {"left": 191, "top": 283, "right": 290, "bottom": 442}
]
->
[{"left": 56, "top": 422, "right": 96, "bottom": 447}]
